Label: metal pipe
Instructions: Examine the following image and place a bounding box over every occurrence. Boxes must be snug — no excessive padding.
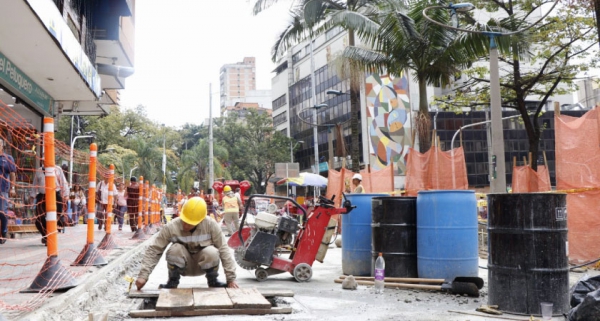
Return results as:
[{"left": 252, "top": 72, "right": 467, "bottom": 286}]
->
[{"left": 69, "top": 135, "right": 94, "bottom": 188}]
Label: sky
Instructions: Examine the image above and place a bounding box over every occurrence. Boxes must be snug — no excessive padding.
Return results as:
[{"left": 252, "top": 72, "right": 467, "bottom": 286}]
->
[{"left": 120, "top": 0, "right": 294, "bottom": 127}]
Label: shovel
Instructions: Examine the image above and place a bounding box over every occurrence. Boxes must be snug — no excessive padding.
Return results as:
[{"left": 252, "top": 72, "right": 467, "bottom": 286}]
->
[{"left": 335, "top": 276, "right": 482, "bottom": 297}]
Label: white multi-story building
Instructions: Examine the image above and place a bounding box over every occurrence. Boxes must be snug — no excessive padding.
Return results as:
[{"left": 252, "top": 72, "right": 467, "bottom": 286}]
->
[{"left": 219, "top": 57, "right": 257, "bottom": 114}]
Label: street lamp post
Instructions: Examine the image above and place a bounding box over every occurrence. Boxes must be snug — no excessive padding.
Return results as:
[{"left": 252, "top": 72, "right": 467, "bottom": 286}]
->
[
  {"left": 290, "top": 141, "right": 304, "bottom": 163},
  {"left": 162, "top": 124, "right": 166, "bottom": 191},
  {"left": 208, "top": 83, "right": 214, "bottom": 192},
  {"left": 69, "top": 134, "right": 95, "bottom": 188},
  {"left": 422, "top": 2, "right": 558, "bottom": 193},
  {"left": 129, "top": 166, "right": 138, "bottom": 180}
]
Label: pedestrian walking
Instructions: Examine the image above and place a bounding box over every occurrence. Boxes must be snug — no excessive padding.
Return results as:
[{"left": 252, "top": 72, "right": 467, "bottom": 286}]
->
[
  {"left": 115, "top": 183, "right": 127, "bottom": 231},
  {"left": 125, "top": 177, "right": 140, "bottom": 232},
  {"left": 70, "top": 185, "right": 86, "bottom": 225},
  {"left": 96, "top": 174, "right": 116, "bottom": 230},
  {"left": 31, "top": 163, "right": 69, "bottom": 244},
  {"left": 0, "top": 138, "right": 16, "bottom": 244}
]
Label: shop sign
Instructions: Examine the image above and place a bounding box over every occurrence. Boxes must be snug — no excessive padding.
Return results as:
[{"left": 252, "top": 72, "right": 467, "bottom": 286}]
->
[
  {"left": 0, "top": 51, "right": 53, "bottom": 114},
  {"left": 27, "top": 0, "right": 102, "bottom": 98}
]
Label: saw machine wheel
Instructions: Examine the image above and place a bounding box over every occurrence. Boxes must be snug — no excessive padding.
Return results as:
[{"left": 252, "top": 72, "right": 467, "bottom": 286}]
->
[
  {"left": 234, "top": 247, "right": 261, "bottom": 270},
  {"left": 293, "top": 263, "right": 313, "bottom": 282},
  {"left": 255, "top": 268, "right": 268, "bottom": 282}
]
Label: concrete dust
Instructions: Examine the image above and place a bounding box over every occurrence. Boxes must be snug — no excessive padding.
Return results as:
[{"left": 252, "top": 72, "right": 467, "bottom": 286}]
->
[{"left": 21, "top": 245, "right": 146, "bottom": 321}]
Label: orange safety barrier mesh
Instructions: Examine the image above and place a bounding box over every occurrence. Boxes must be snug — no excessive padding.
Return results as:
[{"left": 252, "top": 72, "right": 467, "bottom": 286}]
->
[
  {"left": 404, "top": 146, "right": 468, "bottom": 196},
  {"left": 511, "top": 165, "right": 551, "bottom": 193},
  {"left": 326, "top": 165, "right": 394, "bottom": 208},
  {"left": 555, "top": 108, "right": 600, "bottom": 262},
  {"left": 0, "top": 100, "right": 144, "bottom": 317}
]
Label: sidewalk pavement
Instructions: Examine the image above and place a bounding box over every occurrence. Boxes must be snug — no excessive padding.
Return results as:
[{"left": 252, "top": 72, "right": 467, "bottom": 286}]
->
[{"left": 0, "top": 221, "right": 153, "bottom": 320}]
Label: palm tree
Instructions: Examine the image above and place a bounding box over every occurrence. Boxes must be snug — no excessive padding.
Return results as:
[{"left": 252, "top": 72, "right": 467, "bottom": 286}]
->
[
  {"left": 131, "top": 138, "right": 162, "bottom": 184},
  {"left": 178, "top": 138, "right": 229, "bottom": 192},
  {"left": 341, "top": 0, "right": 489, "bottom": 152},
  {"left": 253, "top": 0, "right": 380, "bottom": 171}
]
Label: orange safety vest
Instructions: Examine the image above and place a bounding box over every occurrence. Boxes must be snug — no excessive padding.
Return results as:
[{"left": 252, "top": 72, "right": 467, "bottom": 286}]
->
[{"left": 223, "top": 195, "right": 239, "bottom": 213}]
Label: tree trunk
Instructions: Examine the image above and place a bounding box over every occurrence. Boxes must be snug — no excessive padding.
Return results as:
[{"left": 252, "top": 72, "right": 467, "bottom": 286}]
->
[
  {"left": 416, "top": 78, "right": 431, "bottom": 153},
  {"left": 348, "top": 29, "right": 361, "bottom": 173},
  {"left": 596, "top": 0, "right": 600, "bottom": 51}
]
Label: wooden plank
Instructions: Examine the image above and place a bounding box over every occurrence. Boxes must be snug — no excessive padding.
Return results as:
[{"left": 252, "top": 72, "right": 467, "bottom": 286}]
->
[
  {"left": 257, "top": 289, "right": 294, "bottom": 298},
  {"left": 193, "top": 288, "right": 233, "bottom": 309},
  {"left": 129, "top": 307, "right": 292, "bottom": 318},
  {"left": 128, "top": 289, "right": 160, "bottom": 298},
  {"left": 226, "top": 288, "right": 271, "bottom": 309},
  {"left": 129, "top": 310, "right": 171, "bottom": 318},
  {"left": 155, "top": 288, "right": 194, "bottom": 311},
  {"left": 129, "top": 288, "right": 294, "bottom": 299}
]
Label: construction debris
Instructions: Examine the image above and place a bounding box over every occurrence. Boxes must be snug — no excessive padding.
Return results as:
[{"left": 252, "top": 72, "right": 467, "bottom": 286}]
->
[
  {"left": 476, "top": 304, "right": 502, "bottom": 315},
  {"left": 342, "top": 275, "right": 357, "bottom": 290}
]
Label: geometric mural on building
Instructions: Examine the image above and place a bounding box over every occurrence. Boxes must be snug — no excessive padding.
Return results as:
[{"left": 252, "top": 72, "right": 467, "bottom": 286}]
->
[{"left": 365, "top": 72, "right": 412, "bottom": 174}]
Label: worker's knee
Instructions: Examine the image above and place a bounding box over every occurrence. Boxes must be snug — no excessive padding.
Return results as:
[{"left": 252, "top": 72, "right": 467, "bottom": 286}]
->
[
  {"left": 166, "top": 243, "right": 188, "bottom": 268},
  {"left": 199, "top": 246, "right": 220, "bottom": 270}
]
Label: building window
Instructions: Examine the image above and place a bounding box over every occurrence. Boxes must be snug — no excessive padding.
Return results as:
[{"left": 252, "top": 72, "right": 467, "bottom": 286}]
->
[
  {"left": 273, "top": 111, "right": 288, "bottom": 126},
  {"left": 272, "top": 94, "right": 287, "bottom": 111}
]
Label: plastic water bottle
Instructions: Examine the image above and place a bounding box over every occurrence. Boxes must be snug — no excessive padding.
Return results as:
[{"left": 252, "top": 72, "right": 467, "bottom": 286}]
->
[{"left": 374, "top": 252, "right": 385, "bottom": 293}]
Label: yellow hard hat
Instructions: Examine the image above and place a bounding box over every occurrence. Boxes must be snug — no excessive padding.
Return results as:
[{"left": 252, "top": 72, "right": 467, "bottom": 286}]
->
[
  {"left": 180, "top": 197, "right": 207, "bottom": 225},
  {"left": 223, "top": 185, "right": 232, "bottom": 192}
]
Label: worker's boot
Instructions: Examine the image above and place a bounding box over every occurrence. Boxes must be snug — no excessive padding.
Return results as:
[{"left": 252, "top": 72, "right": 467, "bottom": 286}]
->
[
  {"left": 158, "top": 264, "right": 182, "bottom": 289},
  {"left": 205, "top": 267, "right": 227, "bottom": 288}
]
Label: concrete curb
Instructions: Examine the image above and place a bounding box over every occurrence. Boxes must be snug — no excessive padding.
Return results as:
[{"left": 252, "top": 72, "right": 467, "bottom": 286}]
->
[{"left": 20, "top": 234, "right": 157, "bottom": 321}]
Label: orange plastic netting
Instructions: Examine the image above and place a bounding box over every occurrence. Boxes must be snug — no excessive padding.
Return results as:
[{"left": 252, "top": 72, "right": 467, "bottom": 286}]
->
[
  {"left": 404, "top": 146, "right": 468, "bottom": 196},
  {"left": 0, "top": 99, "right": 132, "bottom": 315},
  {"left": 326, "top": 165, "right": 394, "bottom": 207},
  {"left": 511, "top": 165, "right": 551, "bottom": 193},
  {"left": 555, "top": 108, "right": 600, "bottom": 262}
]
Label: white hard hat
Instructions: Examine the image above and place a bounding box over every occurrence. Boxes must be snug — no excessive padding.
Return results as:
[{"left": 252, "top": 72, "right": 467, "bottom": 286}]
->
[{"left": 352, "top": 173, "right": 362, "bottom": 181}]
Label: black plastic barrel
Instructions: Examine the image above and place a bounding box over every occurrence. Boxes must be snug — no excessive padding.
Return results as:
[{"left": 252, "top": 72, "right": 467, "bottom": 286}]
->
[
  {"left": 488, "top": 193, "right": 569, "bottom": 316},
  {"left": 371, "top": 197, "right": 417, "bottom": 277}
]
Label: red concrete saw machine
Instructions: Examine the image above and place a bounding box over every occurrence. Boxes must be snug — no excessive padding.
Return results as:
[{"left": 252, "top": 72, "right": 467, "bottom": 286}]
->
[{"left": 227, "top": 194, "right": 354, "bottom": 282}]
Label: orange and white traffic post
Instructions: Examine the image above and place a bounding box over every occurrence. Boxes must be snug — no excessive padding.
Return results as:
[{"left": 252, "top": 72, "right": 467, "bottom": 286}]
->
[
  {"left": 24, "top": 117, "right": 77, "bottom": 292},
  {"left": 72, "top": 143, "right": 107, "bottom": 266}
]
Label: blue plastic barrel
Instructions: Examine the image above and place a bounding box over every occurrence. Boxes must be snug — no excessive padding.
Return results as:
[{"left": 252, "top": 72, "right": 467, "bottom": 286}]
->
[
  {"left": 342, "top": 193, "right": 386, "bottom": 276},
  {"left": 417, "top": 190, "right": 478, "bottom": 279}
]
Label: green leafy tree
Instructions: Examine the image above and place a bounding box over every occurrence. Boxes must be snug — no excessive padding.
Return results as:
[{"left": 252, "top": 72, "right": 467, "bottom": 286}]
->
[
  {"left": 440, "top": 1, "right": 598, "bottom": 170},
  {"left": 215, "top": 111, "right": 291, "bottom": 194}
]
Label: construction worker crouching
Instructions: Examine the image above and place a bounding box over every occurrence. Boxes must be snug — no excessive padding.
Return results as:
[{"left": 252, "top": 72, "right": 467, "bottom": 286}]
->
[
  {"left": 222, "top": 185, "right": 242, "bottom": 237},
  {"left": 352, "top": 174, "right": 365, "bottom": 194},
  {"left": 135, "top": 197, "right": 238, "bottom": 290}
]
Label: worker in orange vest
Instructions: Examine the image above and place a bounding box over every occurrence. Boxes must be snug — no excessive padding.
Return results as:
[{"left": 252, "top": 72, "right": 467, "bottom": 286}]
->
[{"left": 221, "top": 185, "right": 242, "bottom": 236}]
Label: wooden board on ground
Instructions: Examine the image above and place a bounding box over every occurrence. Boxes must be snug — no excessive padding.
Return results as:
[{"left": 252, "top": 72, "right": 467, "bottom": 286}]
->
[
  {"left": 129, "top": 307, "right": 293, "bottom": 318},
  {"left": 193, "top": 288, "right": 233, "bottom": 309},
  {"left": 226, "top": 288, "right": 271, "bottom": 309},
  {"left": 155, "top": 288, "right": 194, "bottom": 311},
  {"left": 129, "top": 288, "right": 294, "bottom": 299}
]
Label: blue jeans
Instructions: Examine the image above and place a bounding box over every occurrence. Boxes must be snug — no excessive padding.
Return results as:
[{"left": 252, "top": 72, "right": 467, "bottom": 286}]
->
[
  {"left": 115, "top": 205, "right": 126, "bottom": 228},
  {"left": 0, "top": 192, "right": 7, "bottom": 234}
]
